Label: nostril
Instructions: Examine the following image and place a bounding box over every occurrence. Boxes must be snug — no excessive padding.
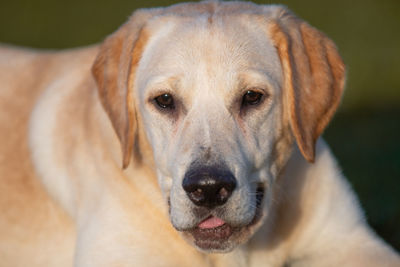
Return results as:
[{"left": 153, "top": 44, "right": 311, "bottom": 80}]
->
[
  {"left": 189, "top": 188, "right": 205, "bottom": 203},
  {"left": 182, "top": 166, "right": 237, "bottom": 208},
  {"left": 194, "top": 188, "right": 203, "bottom": 197},
  {"left": 218, "top": 187, "right": 229, "bottom": 201}
]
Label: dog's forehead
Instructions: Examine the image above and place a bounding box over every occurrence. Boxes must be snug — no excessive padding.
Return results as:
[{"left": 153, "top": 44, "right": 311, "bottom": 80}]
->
[{"left": 137, "top": 11, "right": 282, "bottom": 95}]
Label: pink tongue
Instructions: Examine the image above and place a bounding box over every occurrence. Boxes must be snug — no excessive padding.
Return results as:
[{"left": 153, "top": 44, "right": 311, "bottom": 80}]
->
[{"left": 198, "top": 216, "right": 226, "bottom": 229}]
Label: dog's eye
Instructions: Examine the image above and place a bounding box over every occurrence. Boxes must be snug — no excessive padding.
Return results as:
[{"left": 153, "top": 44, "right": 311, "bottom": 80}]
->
[
  {"left": 242, "top": 90, "right": 263, "bottom": 106},
  {"left": 154, "top": 93, "right": 174, "bottom": 109}
]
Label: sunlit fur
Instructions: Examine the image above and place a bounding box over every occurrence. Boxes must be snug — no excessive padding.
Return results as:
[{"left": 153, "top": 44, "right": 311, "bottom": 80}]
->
[{"left": 0, "top": 1, "right": 399, "bottom": 266}]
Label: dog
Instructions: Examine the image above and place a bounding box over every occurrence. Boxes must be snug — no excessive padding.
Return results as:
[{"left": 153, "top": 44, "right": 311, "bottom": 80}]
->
[{"left": 0, "top": 1, "right": 399, "bottom": 266}]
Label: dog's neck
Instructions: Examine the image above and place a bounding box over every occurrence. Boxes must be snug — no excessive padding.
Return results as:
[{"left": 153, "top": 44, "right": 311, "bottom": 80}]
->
[{"left": 242, "top": 140, "right": 343, "bottom": 265}]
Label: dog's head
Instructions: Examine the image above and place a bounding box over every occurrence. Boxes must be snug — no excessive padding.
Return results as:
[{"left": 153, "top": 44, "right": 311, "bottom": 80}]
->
[{"left": 92, "top": 1, "right": 345, "bottom": 253}]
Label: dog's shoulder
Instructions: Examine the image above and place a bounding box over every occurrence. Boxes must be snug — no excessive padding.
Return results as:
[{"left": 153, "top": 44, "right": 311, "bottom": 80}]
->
[
  {"left": 0, "top": 45, "right": 80, "bottom": 267},
  {"left": 271, "top": 140, "right": 400, "bottom": 266}
]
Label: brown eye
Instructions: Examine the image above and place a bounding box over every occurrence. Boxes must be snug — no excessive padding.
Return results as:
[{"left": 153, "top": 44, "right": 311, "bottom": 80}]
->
[
  {"left": 154, "top": 93, "right": 174, "bottom": 109},
  {"left": 242, "top": 90, "right": 263, "bottom": 106}
]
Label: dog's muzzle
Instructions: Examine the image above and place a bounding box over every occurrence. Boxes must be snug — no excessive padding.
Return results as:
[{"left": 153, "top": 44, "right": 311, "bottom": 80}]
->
[{"left": 174, "top": 165, "right": 265, "bottom": 252}]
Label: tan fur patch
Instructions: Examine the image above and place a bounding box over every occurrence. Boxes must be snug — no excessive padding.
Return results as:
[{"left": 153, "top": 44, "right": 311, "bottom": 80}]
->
[{"left": 268, "top": 12, "right": 345, "bottom": 162}]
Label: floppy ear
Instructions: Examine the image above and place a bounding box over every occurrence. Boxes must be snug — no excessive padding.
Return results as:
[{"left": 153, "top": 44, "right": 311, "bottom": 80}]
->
[
  {"left": 269, "top": 8, "right": 346, "bottom": 162},
  {"left": 92, "top": 10, "right": 158, "bottom": 168}
]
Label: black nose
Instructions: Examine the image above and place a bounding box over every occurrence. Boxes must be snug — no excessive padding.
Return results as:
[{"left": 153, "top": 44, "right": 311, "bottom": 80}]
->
[{"left": 182, "top": 166, "right": 237, "bottom": 208}]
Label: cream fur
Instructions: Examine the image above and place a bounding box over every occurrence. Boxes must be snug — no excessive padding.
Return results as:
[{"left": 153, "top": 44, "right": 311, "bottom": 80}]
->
[{"left": 0, "top": 1, "right": 399, "bottom": 267}]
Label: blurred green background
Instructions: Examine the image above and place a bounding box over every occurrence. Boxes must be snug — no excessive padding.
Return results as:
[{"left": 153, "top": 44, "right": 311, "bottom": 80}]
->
[{"left": 1, "top": 0, "right": 399, "bottom": 251}]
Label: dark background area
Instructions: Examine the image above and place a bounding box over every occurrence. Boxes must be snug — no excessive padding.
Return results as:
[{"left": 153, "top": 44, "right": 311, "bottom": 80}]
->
[{"left": 1, "top": 0, "right": 399, "bottom": 251}]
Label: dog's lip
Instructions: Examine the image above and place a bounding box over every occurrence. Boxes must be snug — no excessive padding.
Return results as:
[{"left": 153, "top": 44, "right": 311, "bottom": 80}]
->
[
  {"left": 181, "top": 183, "right": 265, "bottom": 249},
  {"left": 251, "top": 183, "right": 265, "bottom": 225},
  {"left": 189, "top": 223, "right": 235, "bottom": 250}
]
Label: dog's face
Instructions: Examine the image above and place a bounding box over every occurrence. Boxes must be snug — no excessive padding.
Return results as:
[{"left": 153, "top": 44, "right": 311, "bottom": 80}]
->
[
  {"left": 136, "top": 15, "right": 284, "bottom": 252},
  {"left": 92, "top": 2, "right": 345, "bottom": 253}
]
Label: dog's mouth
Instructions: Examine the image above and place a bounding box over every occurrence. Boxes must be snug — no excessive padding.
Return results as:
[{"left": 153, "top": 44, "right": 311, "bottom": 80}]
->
[
  {"left": 183, "top": 184, "right": 265, "bottom": 252},
  {"left": 190, "top": 217, "right": 234, "bottom": 250}
]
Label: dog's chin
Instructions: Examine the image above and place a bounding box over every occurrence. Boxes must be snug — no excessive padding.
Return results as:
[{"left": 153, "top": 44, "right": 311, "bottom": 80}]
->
[{"left": 174, "top": 185, "right": 265, "bottom": 253}]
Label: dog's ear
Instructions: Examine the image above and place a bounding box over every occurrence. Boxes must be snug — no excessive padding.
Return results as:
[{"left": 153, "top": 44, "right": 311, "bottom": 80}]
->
[
  {"left": 92, "top": 10, "right": 159, "bottom": 169},
  {"left": 269, "top": 8, "right": 346, "bottom": 162}
]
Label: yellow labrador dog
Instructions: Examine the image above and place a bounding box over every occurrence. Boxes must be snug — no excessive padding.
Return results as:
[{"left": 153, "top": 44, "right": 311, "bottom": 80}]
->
[{"left": 0, "top": 1, "right": 399, "bottom": 266}]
